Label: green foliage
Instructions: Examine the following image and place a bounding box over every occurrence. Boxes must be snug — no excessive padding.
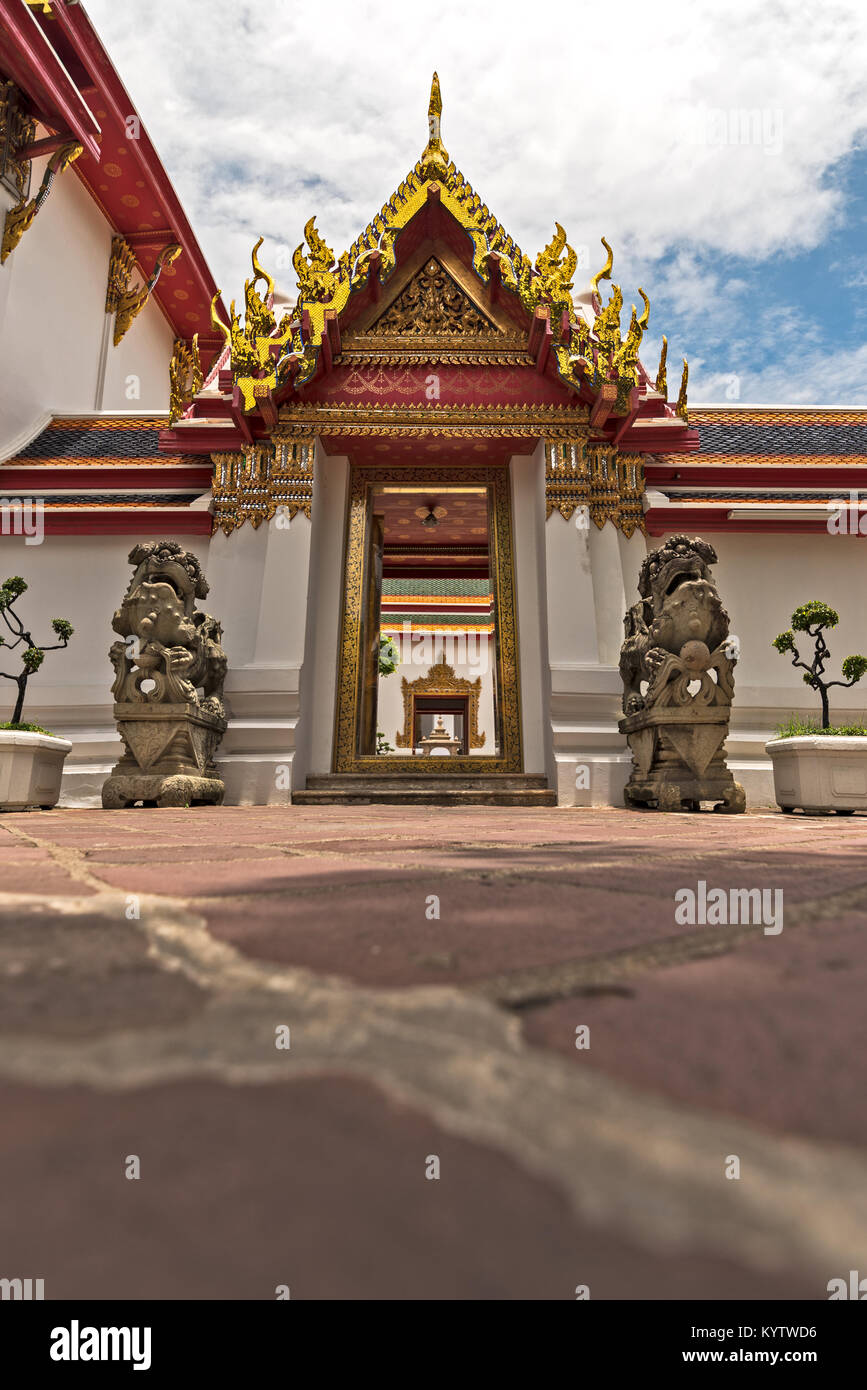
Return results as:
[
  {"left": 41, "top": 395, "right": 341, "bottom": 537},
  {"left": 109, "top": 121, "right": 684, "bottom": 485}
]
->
[
  {"left": 776, "top": 715, "right": 867, "bottom": 739},
  {"left": 842, "top": 654, "right": 867, "bottom": 683},
  {"left": 791, "top": 600, "right": 839, "bottom": 632},
  {"left": 378, "top": 634, "right": 399, "bottom": 676},
  {"left": 772, "top": 597, "right": 867, "bottom": 725},
  {"left": 22, "top": 647, "right": 44, "bottom": 673},
  {"left": 0, "top": 582, "right": 73, "bottom": 724},
  {"left": 0, "top": 720, "right": 56, "bottom": 736}
]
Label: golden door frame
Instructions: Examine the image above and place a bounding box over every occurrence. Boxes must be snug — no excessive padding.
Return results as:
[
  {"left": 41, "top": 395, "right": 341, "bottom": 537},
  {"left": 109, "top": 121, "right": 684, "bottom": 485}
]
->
[
  {"left": 333, "top": 462, "right": 523, "bottom": 774},
  {"left": 395, "top": 660, "right": 485, "bottom": 750}
]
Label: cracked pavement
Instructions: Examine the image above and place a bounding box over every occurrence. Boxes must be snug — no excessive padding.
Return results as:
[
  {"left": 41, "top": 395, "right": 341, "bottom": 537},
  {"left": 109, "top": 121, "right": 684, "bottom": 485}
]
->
[{"left": 1, "top": 805, "right": 865, "bottom": 1299}]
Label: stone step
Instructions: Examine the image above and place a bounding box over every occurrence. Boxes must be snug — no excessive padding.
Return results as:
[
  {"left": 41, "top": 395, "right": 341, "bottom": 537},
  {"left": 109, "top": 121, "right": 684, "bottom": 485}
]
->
[
  {"left": 292, "top": 788, "right": 558, "bottom": 806},
  {"left": 294, "top": 773, "right": 557, "bottom": 806},
  {"left": 305, "top": 773, "right": 550, "bottom": 792}
]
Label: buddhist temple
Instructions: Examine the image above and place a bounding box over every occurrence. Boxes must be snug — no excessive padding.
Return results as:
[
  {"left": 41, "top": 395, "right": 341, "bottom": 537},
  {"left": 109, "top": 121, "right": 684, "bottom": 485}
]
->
[{"left": 1, "top": 5, "right": 865, "bottom": 808}]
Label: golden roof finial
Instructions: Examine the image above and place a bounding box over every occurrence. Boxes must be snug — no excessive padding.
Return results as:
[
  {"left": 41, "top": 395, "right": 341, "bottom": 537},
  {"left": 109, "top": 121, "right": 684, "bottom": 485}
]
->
[{"left": 421, "top": 71, "right": 450, "bottom": 181}]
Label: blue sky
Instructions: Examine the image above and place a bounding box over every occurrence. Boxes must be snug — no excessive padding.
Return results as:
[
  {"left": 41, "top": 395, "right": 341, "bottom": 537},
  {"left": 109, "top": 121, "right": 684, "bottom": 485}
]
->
[{"left": 86, "top": 0, "right": 867, "bottom": 404}]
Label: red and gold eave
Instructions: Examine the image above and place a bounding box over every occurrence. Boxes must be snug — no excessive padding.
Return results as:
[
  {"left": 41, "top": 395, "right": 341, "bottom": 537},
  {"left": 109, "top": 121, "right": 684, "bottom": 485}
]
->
[{"left": 0, "top": 0, "right": 227, "bottom": 371}]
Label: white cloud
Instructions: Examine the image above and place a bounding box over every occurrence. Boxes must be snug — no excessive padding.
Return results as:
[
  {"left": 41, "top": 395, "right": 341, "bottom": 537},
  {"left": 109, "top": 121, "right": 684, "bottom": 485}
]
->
[
  {"left": 692, "top": 341, "right": 867, "bottom": 405},
  {"left": 85, "top": 0, "right": 867, "bottom": 305}
]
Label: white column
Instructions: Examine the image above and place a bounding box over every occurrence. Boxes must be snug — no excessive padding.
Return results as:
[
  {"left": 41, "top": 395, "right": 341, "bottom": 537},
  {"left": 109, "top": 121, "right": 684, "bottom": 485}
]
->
[
  {"left": 205, "top": 471, "right": 316, "bottom": 803},
  {"left": 545, "top": 483, "right": 649, "bottom": 805},
  {"left": 509, "top": 445, "right": 552, "bottom": 777},
  {"left": 296, "top": 450, "right": 350, "bottom": 780}
]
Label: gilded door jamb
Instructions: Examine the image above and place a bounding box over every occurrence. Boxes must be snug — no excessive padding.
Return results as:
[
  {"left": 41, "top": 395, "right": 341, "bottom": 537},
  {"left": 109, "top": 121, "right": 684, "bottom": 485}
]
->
[{"left": 332, "top": 461, "right": 523, "bottom": 774}]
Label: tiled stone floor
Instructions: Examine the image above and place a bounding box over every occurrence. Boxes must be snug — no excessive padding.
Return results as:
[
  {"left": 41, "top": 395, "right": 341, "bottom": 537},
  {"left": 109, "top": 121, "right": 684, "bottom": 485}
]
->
[{"left": 1, "top": 805, "right": 865, "bottom": 1299}]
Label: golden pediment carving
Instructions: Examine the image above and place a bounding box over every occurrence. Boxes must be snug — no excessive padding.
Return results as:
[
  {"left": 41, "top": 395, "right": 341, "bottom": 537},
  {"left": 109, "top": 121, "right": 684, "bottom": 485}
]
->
[{"left": 368, "top": 257, "right": 500, "bottom": 338}]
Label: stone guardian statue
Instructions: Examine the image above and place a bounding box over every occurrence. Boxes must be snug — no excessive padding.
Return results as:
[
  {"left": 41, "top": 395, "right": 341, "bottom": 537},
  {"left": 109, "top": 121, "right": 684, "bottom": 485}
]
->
[
  {"left": 618, "top": 534, "right": 745, "bottom": 812},
  {"left": 102, "top": 541, "right": 228, "bottom": 808}
]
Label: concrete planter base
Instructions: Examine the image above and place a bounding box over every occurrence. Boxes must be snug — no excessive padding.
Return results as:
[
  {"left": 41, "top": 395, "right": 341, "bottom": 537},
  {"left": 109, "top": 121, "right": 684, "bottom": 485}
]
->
[
  {"left": 0, "top": 730, "right": 72, "bottom": 810},
  {"left": 765, "top": 735, "right": 867, "bottom": 814}
]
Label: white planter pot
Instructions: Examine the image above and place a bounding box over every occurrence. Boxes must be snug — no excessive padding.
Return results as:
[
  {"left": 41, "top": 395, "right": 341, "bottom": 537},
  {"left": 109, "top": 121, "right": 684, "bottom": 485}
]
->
[
  {"left": 765, "top": 735, "right": 867, "bottom": 814},
  {"left": 0, "top": 731, "right": 72, "bottom": 811}
]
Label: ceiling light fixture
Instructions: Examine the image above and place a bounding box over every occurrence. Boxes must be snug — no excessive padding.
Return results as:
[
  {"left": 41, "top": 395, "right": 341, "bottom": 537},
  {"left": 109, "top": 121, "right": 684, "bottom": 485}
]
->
[{"left": 415, "top": 503, "right": 447, "bottom": 529}]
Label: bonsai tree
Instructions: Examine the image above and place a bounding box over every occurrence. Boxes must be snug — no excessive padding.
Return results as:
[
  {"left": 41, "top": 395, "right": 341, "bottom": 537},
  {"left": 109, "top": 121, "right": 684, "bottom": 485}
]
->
[
  {"left": 773, "top": 600, "right": 867, "bottom": 729},
  {"left": 0, "top": 577, "right": 74, "bottom": 728},
  {"left": 378, "top": 634, "right": 399, "bottom": 676}
]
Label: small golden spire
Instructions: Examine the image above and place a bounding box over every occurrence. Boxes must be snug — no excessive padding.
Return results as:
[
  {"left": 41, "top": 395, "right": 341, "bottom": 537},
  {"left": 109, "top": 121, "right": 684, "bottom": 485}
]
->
[
  {"left": 421, "top": 72, "right": 450, "bottom": 181},
  {"left": 655, "top": 335, "right": 668, "bottom": 397},
  {"left": 589, "top": 236, "right": 614, "bottom": 304},
  {"left": 676, "top": 356, "right": 689, "bottom": 421}
]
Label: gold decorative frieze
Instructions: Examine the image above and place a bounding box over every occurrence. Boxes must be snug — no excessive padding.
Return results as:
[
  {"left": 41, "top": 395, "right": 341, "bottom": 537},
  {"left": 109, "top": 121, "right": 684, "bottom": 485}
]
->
[
  {"left": 106, "top": 235, "right": 182, "bottom": 345},
  {"left": 615, "top": 453, "right": 647, "bottom": 538},
  {"left": 0, "top": 81, "right": 35, "bottom": 203},
  {"left": 168, "top": 336, "right": 203, "bottom": 426},
  {"left": 277, "top": 401, "right": 591, "bottom": 439},
  {"left": 545, "top": 439, "right": 646, "bottom": 536},
  {"left": 1, "top": 139, "right": 82, "bottom": 265},
  {"left": 211, "top": 437, "right": 315, "bottom": 535},
  {"left": 338, "top": 347, "right": 531, "bottom": 367}
]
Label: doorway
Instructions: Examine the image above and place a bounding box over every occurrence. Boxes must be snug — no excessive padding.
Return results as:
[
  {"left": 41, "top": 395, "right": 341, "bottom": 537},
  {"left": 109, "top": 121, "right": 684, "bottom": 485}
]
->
[{"left": 333, "top": 462, "right": 523, "bottom": 774}]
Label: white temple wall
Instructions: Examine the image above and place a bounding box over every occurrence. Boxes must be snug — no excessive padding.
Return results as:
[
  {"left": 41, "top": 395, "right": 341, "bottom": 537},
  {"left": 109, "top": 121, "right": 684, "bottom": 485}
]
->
[
  {"left": 0, "top": 531, "right": 208, "bottom": 805},
  {"left": 0, "top": 150, "right": 173, "bottom": 459},
  {"left": 701, "top": 530, "right": 867, "bottom": 806},
  {"left": 8, "top": 441, "right": 865, "bottom": 809}
]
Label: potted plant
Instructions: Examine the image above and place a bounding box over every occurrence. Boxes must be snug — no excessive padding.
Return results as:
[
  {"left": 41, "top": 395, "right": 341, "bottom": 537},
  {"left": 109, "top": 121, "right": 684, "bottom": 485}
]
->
[
  {"left": 766, "top": 600, "right": 867, "bottom": 814},
  {"left": 0, "top": 576, "right": 74, "bottom": 810}
]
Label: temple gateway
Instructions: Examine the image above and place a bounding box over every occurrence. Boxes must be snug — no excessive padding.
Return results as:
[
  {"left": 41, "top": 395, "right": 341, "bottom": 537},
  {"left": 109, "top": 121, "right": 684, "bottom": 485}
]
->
[{"left": 1, "top": 15, "right": 865, "bottom": 808}]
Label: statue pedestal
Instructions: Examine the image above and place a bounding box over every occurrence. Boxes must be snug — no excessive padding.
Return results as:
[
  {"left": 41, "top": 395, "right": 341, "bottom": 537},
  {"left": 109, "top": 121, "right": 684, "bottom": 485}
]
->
[
  {"left": 619, "top": 706, "right": 745, "bottom": 813},
  {"left": 102, "top": 702, "right": 227, "bottom": 808}
]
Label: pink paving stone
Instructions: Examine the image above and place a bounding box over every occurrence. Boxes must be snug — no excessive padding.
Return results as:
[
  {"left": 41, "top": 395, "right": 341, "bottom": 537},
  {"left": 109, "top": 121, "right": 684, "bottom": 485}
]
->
[
  {"left": 522, "top": 913, "right": 867, "bottom": 1148},
  {"left": 553, "top": 853, "right": 867, "bottom": 904},
  {"left": 200, "top": 880, "right": 683, "bottom": 987},
  {"left": 0, "top": 1075, "right": 816, "bottom": 1300},
  {"left": 0, "top": 868, "right": 96, "bottom": 896},
  {"left": 83, "top": 844, "right": 299, "bottom": 865},
  {"left": 88, "top": 854, "right": 458, "bottom": 897}
]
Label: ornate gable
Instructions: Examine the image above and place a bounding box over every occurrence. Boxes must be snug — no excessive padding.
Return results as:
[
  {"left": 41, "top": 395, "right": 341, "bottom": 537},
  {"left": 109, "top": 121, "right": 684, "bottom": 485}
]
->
[
  {"left": 181, "top": 72, "right": 698, "bottom": 468},
  {"left": 368, "top": 257, "right": 499, "bottom": 338}
]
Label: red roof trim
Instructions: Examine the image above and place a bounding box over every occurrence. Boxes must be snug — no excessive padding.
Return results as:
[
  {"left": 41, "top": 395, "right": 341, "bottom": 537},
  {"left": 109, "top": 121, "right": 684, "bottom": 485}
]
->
[{"left": 0, "top": 0, "right": 101, "bottom": 159}]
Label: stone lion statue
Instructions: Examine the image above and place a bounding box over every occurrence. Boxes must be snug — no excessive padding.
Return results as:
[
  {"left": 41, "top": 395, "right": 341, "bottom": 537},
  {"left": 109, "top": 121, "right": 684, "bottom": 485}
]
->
[
  {"left": 617, "top": 533, "right": 744, "bottom": 813},
  {"left": 109, "top": 541, "right": 227, "bottom": 715},
  {"left": 619, "top": 533, "right": 731, "bottom": 715},
  {"left": 102, "top": 542, "right": 228, "bottom": 809}
]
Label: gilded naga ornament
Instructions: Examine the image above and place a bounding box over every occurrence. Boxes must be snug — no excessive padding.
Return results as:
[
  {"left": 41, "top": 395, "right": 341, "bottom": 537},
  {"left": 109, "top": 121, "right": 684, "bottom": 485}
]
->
[
  {"left": 1, "top": 140, "right": 82, "bottom": 264},
  {"left": 106, "top": 238, "right": 182, "bottom": 345},
  {"left": 211, "top": 238, "right": 297, "bottom": 411}
]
